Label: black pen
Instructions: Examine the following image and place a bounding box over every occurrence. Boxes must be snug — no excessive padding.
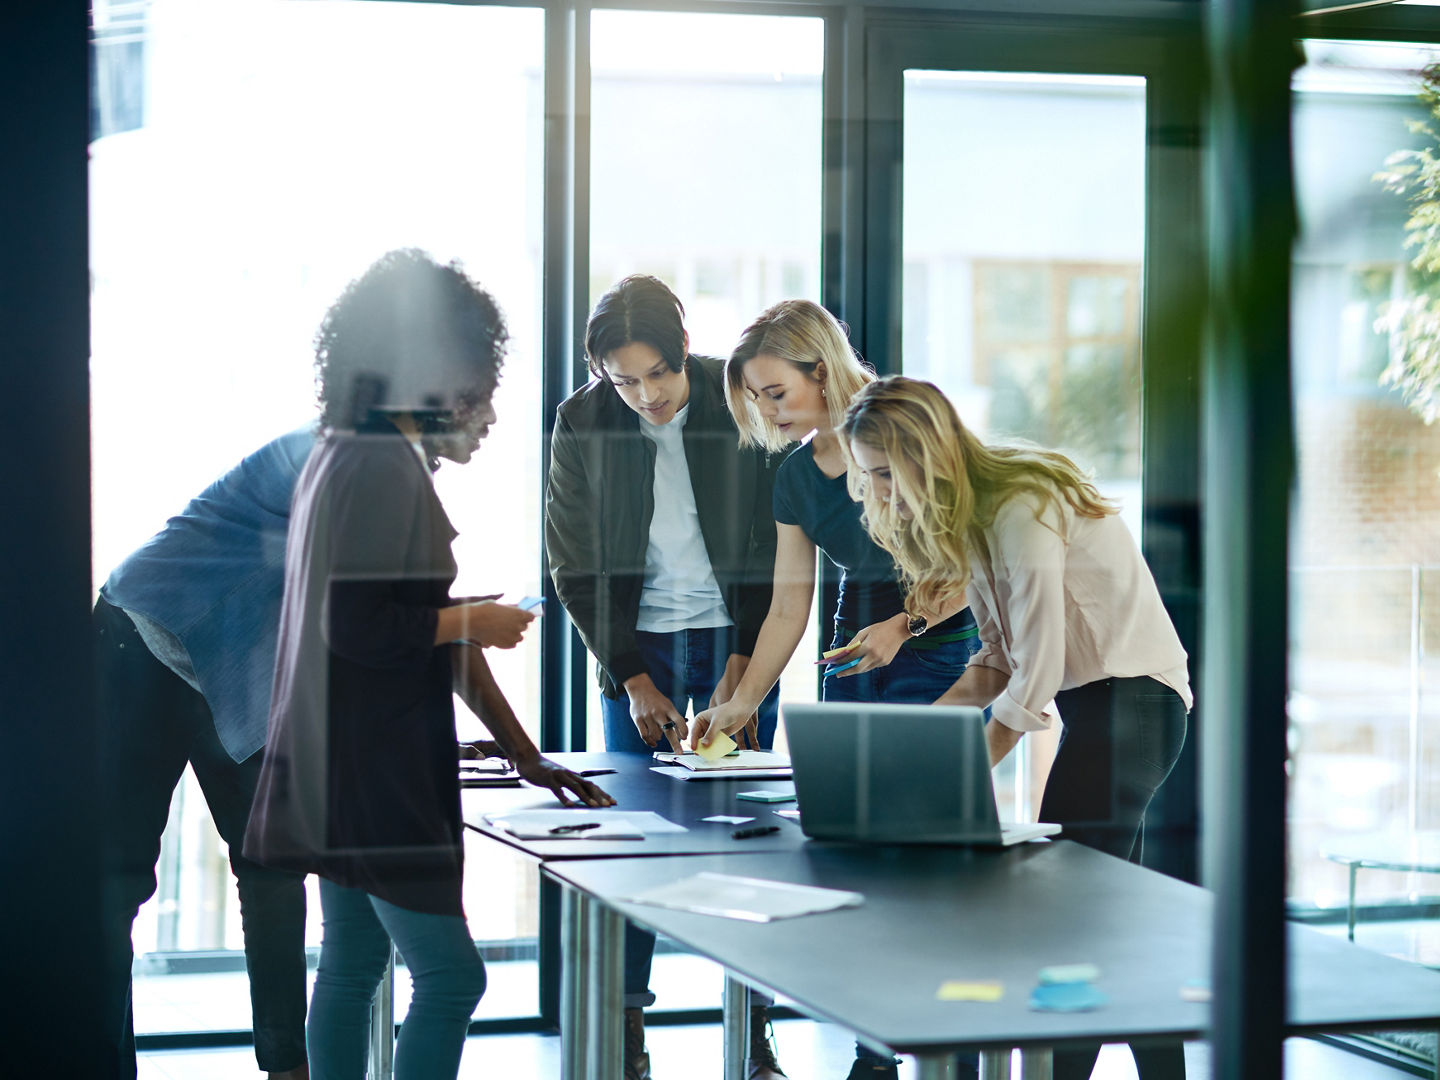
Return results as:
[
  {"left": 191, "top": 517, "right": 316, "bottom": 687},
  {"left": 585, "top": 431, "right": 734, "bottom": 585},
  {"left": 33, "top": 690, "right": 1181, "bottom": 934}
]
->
[
  {"left": 549, "top": 822, "right": 602, "bottom": 835},
  {"left": 731, "top": 825, "right": 781, "bottom": 840}
]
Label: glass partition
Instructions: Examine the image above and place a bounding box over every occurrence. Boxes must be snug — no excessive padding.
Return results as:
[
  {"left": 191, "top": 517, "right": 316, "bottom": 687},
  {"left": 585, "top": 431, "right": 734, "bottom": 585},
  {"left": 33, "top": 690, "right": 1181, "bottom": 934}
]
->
[
  {"left": 1288, "top": 46, "right": 1440, "bottom": 1078},
  {"left": 586, "top": 9, "right": 827, "bottom": 755},
  {"left": 585, "top": 6, "right": 825, "bottom": 1011},
  {"left": 1291, "top": 38, "right": 1440, "bottom": 913},
  {"left": 90, "top": 0, "right": 547, "bottom": 1034},
  {"left": 901, "top": 69, "right": 1148, "bottom": 820}
]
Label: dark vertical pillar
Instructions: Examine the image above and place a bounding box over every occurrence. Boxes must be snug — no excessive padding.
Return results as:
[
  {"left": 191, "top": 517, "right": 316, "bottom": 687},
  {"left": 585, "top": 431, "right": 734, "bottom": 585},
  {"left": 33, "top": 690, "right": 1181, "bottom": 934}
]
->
[
  {"left": 1141, "top": 34, "right": 1206, "bottom": 885},
  {"left": 820, "top": 4, "right": 865, "bottom": 666},
  {"left": 541, "top": 0, "right": 591, "bottom": 758},
  {"left": 539, "top": 0, "right": 591, "bottom": 1026},
  {"left": 1202, "top": 0, "right": 1297, "bottom": 1076},
  {"left": 0, "top": 4, "right": 106, "bottom": 1074}
]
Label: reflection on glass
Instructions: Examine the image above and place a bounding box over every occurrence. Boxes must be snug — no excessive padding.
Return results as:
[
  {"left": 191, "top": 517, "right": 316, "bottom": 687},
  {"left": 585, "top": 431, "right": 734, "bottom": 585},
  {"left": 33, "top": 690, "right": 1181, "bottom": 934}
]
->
[
  {"left": 1290, "top": 43, "right": 1440, "bottom": 1059},
  {"left": 586, "top": 10, "right": 826, "bottom": 765},
  {"left": 90, "top": 0, "right": 546, "bottom": 1031},
  {"left": 901, "top": 69, "right": 1146, "bottom": 817}
]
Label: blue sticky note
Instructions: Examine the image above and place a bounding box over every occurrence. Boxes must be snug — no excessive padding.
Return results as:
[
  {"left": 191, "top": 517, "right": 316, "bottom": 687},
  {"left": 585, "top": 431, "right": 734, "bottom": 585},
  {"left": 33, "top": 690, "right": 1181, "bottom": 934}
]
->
[{"left": 1028, "top": 982, "right": 1109, "bottom": 1012}]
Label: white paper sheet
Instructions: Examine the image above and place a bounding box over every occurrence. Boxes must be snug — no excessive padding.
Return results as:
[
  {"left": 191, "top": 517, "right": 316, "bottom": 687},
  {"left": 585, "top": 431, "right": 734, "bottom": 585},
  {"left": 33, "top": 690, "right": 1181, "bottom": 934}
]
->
[
  {"left": 621, "top": 871, "right": 864, "bottom": 923},
  {"left": 651, "top": 766, "right": 794, "bottom": 782},
  {"left": 483, "top": 809, "right": 688, "bottom": 840},
  {"left": 653, "top": 750, "right": 792, "bottom": 772}
]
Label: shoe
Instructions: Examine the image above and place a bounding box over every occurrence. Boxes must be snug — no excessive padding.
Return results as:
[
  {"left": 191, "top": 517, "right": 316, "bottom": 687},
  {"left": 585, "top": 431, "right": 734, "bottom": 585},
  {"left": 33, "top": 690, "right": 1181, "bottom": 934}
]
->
[
  {"left": 624, "top": 1006, "right": 653, "bottom": 1080},
  {"left": 843, "top": 1053, "right": 900, "bottom": 1080},
  {"left": 745, "top": 1004, "right": 788, "bottom": 1080}
]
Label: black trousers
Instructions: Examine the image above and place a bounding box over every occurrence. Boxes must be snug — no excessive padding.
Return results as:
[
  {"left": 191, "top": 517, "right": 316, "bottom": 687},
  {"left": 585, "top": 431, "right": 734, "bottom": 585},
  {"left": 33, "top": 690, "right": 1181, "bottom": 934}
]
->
[
  {"left": 1042, "top": 675, "right": 1190, "bottom": 1080},
  {"left": 95, "top": 596, "right": 307, "bottom": 1076}
]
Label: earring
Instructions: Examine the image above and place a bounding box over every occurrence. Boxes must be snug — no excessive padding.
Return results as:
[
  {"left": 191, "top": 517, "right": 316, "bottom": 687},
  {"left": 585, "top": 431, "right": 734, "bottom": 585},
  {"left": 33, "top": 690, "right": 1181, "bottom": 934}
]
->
[{"left": 821, "top": 385, "right": 827, "bottom": 398}]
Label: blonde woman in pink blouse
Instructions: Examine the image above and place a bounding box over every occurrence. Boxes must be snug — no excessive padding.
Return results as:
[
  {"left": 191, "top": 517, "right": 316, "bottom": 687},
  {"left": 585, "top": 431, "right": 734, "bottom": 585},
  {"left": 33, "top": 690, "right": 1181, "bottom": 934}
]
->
[{"left": 839, "top": 375, "right": 1190, "bottom": 1080}]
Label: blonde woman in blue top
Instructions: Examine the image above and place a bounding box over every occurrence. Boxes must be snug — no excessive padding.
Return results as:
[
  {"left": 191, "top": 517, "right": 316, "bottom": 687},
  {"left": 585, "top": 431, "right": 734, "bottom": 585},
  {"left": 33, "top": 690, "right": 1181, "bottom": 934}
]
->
[{"left": 692, "top": 300, "right": 981, "bottom": 1080}]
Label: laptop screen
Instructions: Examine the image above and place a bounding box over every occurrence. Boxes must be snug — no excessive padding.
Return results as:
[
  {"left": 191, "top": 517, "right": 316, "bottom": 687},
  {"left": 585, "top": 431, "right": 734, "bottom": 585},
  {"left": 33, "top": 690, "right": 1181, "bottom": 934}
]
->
[{"left": 783, "top": 702, "right": 1003, "bottom": 844}]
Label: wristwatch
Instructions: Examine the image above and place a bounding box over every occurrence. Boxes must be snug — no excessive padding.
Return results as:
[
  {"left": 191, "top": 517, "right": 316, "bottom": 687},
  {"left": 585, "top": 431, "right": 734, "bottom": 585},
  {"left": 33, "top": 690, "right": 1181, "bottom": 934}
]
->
[{"left": 906, "top": 613, "right": 929, "bottom": 637}]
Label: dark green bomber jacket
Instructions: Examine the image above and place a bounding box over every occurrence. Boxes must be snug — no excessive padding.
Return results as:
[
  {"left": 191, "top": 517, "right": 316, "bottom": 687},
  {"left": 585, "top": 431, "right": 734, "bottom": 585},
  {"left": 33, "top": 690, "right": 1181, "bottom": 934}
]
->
[{"left": 545, "top": 354, "right": 781, "bottom": 698}]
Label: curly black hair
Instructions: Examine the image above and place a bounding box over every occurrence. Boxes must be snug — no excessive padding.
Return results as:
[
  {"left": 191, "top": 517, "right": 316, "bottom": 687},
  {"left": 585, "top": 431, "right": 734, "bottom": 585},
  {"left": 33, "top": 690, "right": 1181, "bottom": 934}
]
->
[
  {"left": 584, "top": 274, "right": 687, "bottom": 381},
  {"left": 314, "top": 249, "right": 508, "bottom": 430}
]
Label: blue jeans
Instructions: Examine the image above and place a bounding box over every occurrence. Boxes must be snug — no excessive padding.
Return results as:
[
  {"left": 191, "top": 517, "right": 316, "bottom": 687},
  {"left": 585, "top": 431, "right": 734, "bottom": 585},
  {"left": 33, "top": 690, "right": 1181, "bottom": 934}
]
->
[
  {"left": 822, "top": 619, "right": 981, "bottom": 706},
  {"left": 600, "top": 626, "right": 780, "bottom": 1007},
  {"left": 308, "top": 879, "right": 487, "bottom": 1080}
]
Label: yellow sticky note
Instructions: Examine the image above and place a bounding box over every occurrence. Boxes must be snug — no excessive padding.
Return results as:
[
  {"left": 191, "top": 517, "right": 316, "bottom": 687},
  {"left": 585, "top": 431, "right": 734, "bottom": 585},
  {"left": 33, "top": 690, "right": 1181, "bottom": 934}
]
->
[
  {"left": 936, "top": 981, "right": 1004, "bottom": 1002},
  {"left": 695, "top": 729, "right": 737, "bottom": 762},
  {"left": 822, "top": 645, "right": 851, "bottom": 659}
]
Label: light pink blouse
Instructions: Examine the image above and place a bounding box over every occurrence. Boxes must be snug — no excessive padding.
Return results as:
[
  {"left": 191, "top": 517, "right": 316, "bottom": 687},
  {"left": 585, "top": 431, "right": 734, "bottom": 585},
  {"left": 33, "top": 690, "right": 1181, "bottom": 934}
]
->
[{"left": 964, "top": 487, "right": 1193, "bottom": 733}]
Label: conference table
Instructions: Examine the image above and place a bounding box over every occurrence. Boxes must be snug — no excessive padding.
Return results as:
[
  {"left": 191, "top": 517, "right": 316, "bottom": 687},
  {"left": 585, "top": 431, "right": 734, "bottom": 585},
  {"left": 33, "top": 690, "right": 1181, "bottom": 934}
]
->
[{"left": 462, "top": 753, "right": 1440, "bottom": 1080}]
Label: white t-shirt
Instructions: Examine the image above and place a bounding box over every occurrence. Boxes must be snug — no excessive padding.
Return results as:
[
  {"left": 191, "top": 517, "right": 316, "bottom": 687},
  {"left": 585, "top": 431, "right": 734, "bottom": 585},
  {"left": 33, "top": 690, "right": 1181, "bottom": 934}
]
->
[
  {"left": 965, "top": 487, "right": 1193, "bottom": 733},
  {"left": 635, "top": 404, "right": 732, "bottom": 633}
]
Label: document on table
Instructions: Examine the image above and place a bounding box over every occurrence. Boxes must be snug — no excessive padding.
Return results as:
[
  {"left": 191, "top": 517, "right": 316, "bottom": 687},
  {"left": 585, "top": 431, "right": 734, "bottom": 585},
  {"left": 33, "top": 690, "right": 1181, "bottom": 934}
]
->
[
  {"left": 621, "top": 871, "right": 864, "bottom": 923},
  {"left": 652, "top": 766, "right": 795, "bottom": 782},
  {"left": 653, "top": 750, "right": 792, "bottom": 772},
  {"left": 483, "top": 809, "right": 688, "bottom": 841}
]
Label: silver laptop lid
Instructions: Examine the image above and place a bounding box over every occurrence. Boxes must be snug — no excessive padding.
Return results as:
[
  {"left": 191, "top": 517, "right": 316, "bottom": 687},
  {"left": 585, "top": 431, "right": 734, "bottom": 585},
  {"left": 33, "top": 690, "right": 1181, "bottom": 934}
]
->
[{"left": 783, "top": 701, "right": 1006, "bottom": 845}]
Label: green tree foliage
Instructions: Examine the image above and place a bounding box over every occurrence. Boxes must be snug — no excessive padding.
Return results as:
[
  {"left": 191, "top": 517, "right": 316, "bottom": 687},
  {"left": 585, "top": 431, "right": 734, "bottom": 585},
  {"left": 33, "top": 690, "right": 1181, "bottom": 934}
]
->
[{"left": 1375, "top": 62, "right": 1440, "bottom": 423}]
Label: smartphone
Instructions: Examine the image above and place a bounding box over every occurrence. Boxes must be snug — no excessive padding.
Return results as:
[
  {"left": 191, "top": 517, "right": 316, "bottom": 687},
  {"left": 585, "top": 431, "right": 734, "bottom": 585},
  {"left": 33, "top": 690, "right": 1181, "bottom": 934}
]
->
[{"left": 517, "top": 595, "right": 546, "bottom": 612}]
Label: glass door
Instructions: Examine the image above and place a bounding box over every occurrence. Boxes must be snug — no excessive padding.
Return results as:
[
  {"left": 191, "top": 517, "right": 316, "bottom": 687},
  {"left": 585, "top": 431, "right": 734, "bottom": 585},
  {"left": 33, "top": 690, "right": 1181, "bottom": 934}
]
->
[{"left": 862, "top": 20, "right": 1202, "bottom": 870}]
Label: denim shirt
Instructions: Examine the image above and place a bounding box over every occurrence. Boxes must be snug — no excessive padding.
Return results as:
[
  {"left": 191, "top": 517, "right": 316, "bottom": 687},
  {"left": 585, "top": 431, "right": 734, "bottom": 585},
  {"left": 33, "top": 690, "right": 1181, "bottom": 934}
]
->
[{"left": 101, "top": 427, "right": 315, "bottom": 763}]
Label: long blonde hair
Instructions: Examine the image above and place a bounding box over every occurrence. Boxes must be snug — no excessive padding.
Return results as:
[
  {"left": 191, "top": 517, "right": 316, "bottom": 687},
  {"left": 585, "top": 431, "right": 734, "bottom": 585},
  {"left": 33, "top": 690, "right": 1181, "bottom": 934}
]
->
[
  {"left": 839, "top": 376, "right": 1116, "bottom": 615},
  {"left": 724, "top": 299, "right": 875, "bottom": 451}
]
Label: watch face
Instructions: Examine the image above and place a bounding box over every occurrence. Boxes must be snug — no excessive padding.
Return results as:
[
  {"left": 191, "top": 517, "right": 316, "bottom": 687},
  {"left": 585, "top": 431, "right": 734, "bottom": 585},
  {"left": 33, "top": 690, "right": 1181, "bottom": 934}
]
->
[{"left": 908, "top": 615, "right": 928, "bottom": 637}]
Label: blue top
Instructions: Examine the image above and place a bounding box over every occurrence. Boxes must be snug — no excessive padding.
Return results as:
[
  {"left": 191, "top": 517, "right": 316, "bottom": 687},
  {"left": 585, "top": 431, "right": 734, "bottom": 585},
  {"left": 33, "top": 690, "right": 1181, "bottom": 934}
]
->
[
  {"left": 773, "top": 440, "right": 909, "bottom": 630},
  {"left": 773, "top": 440, "right": 977, "bottom": 637},
  {"left": 101, "top": 427, "right": 316, "bottom": 763}
]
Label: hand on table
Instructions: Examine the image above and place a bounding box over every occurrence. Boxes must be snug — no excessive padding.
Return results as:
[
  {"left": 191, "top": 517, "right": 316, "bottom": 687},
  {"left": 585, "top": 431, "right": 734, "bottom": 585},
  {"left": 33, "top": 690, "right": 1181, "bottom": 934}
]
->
[
  {"left": 707, "top": 656, "right": 762, "bottom": 750},
  {"left": 622, "top": 673, "right": 688, "bottom": 752},
  {"left": 513, "top": 754, "right": 616, "bottom": 808},
  {"left": 690, "top": 700, "right": 758, "bottom": 753}
]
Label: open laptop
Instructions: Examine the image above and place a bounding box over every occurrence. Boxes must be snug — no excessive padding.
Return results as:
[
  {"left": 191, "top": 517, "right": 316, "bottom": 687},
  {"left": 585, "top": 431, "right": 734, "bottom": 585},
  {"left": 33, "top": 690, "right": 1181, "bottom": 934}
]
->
[{"left": 783, "top": 702, "right": 1061, "bottom": 846}]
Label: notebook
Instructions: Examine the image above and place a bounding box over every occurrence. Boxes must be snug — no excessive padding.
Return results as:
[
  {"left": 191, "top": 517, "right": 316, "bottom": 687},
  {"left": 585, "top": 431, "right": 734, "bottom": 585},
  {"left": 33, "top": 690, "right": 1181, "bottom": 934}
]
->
[{"left": 782, "top": 702, "right": 1060, "bottom": 846}]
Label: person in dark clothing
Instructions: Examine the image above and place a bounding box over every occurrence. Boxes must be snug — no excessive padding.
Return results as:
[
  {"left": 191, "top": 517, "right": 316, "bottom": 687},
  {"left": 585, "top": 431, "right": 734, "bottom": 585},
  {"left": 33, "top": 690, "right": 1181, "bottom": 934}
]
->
[
  {"left": 545, "top": 275, "right": 785, "bottom": 1080},
  {"left": 96, "top": 428, "right": 314, "bottom": 1080},
  {"left": 245, "top": 249, "right": 611, "bottom": 1080}
]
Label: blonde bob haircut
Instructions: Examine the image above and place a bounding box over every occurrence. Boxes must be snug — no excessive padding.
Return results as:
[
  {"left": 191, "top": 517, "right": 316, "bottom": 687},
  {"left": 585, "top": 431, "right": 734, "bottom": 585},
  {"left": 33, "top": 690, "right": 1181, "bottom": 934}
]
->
[
  {"left": 839, "top": 375, "right": 1116, "bottom": 616},
  {"left": 724, "top": 299, "right": 875, "bottom": 452}
]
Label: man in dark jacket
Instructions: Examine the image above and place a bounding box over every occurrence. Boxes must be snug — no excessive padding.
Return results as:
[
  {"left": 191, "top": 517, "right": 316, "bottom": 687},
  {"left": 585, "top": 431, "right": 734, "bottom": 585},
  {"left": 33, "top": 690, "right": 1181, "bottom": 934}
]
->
[{"left": 545, "top": 275, "right": 786, "bottom": 1080}]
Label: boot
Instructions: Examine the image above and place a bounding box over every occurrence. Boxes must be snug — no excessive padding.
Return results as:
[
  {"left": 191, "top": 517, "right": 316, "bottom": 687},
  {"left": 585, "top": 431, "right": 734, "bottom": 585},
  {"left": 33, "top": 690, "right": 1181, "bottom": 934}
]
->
[
  {"left": 624, "top": 1006, "right": 653, "bottom": 1080},
  {"left": 745, "top": 1004, "right": 788, "bottom": 1080}
]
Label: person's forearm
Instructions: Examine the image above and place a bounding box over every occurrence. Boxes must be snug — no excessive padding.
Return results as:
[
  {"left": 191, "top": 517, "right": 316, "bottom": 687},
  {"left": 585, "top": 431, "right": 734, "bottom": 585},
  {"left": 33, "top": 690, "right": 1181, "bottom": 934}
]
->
[
  {"left": 726, "top": 605, "right": 809, "bottom": 712},
  {"left": 984, "top": 720, "right": 1024, "bottom": 768},
  {"left": 453, "top": 644, "right": 542, "bottom": 763},
  {"left": 934, "top": 662, "right": 1009, "bottom": 709},
  {"left": 435, "top": 604, "right": 468, "bottom": 645}
]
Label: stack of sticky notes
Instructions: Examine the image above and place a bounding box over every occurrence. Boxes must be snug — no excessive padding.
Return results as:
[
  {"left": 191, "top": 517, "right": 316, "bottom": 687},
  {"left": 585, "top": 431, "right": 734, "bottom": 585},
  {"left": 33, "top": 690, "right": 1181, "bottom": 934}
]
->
[
  {"left": 1028, "top": 963, "right": 1108, "bottom": 1012},
  {"left": 936, "top": 980, "right": 1004, "bottom": 1002},
  {"left": 694, "top": 728, "right": 737, "bottom": 762}
]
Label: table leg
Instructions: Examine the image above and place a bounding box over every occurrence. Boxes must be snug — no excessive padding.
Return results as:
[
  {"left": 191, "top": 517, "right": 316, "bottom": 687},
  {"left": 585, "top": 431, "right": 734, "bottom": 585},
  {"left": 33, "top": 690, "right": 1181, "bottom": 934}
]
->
[
  {"left": 980, "top": 1048, "right": 1013, "bottom": 1080},
  {"left": 560, "top": 888, "right": 590, "bottom": 1080},
  {"left": 722, "top": 976, "right": 752, "bottom": 1080},
  {"left": 1347, "top": 862, "right": 1358, "bottom": 943},
  {"left": 915, "top": 1053, "right": 958, "bottom": 1079},
  {"left": 368, "top": 944, "right": 395, "bottom": 1080},
  {"left": 1018, "top": 1047, "right": 1052, "bottom": 1080},
  {"left": 587, "top": 893, "right": 625, "bottom": 1080}
]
